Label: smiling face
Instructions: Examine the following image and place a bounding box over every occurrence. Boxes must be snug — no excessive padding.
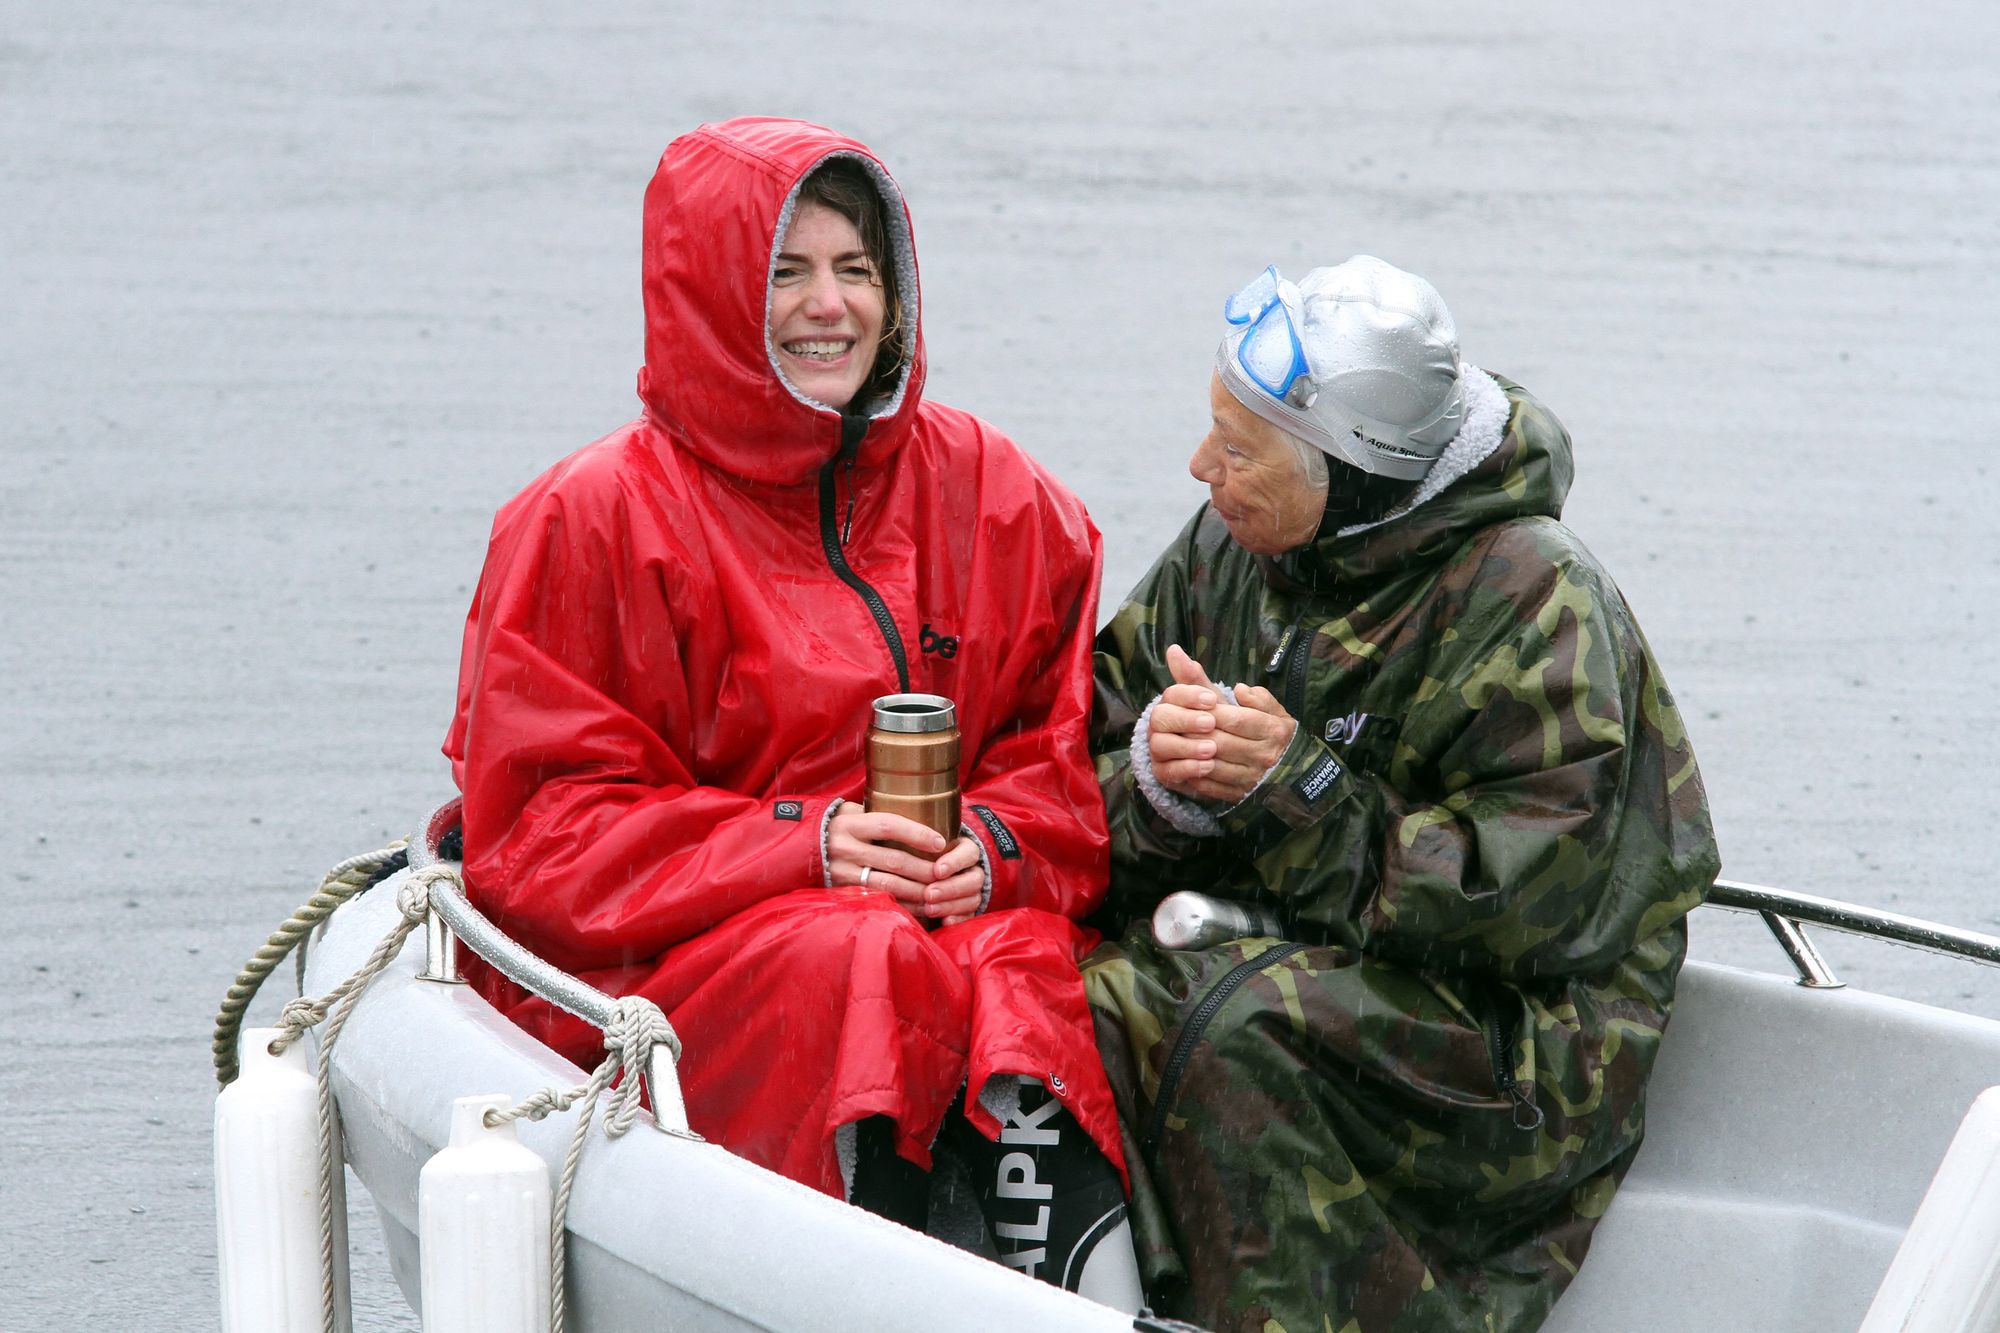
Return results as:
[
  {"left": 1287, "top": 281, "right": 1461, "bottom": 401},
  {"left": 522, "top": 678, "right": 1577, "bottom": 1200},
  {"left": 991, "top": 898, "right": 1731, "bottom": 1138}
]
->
[
  {"left": 768, "top": 201, "right": 888, "bottom": 411},
  {"left": 1189, "top": 372, "right": 1330, "bottom": 555}
]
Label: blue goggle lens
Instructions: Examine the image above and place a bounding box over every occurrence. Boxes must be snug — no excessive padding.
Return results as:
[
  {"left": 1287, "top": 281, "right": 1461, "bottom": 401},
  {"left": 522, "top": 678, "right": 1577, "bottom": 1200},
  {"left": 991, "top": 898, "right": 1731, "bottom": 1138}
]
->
[
  {"left": 1239, "top": 304, "right": 1308, "bottom": 397},
  {"left": 1226, "top": 265, "right": 1312, "bottom": 404},
  {"left": 1224, "top": 265, "right": 1283, "bottom": 326}
]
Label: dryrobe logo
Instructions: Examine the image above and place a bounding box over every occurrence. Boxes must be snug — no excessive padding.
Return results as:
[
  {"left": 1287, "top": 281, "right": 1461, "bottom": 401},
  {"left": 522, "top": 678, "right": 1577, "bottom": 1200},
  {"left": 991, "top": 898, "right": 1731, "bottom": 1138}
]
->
[
  {"left": 772, "top": 800, "right": 803, "bottom": 822},
  {"left": 1324, "top": 710, "right": 1371, "bottom": 746},
  {"left": 992, "top": 1094, "right": 1066, "bottom": 1277},
  {"left": 919, "top": 623, "right": 960, "bottom": 659}
]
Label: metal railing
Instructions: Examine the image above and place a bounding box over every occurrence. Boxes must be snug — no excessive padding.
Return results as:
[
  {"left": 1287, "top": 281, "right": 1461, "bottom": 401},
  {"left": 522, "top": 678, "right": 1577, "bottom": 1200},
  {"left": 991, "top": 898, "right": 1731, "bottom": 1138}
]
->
[
  {"left": 400, "top": 797, "right": 2000, "bottom": 1019},
  {"left": 404, "top": 798, "right": 694, "bottom": 1137},
  {"left": 1709, "top": 877, "right": 2000, "bottom": 988}
]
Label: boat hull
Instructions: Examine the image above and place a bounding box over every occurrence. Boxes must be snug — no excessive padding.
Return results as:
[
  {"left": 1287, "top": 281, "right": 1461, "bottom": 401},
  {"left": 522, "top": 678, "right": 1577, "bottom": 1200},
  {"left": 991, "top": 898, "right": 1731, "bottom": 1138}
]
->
[
  {"left": 310, "top": 869, "right": 2000, "bottom": 1331},
  {"left": 306, "top": 870, "right": 1130, "bottom": 1333}
]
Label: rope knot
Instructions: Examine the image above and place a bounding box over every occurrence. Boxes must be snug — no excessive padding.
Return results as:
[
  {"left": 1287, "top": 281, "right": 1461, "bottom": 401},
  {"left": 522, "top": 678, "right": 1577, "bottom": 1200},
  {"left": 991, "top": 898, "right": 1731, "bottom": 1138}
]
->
[
  {"left": 599, "top": 997, "right": 679, "bottom": 1137},
  {"left": 268, "top": 995, "right": 330, "bottom": 1054},
  {"left": 400, "top": 865, "right": 459, "bottom": 920},
  {"left": 604, "top": 995, "right": 680, "bottom": 1062}
]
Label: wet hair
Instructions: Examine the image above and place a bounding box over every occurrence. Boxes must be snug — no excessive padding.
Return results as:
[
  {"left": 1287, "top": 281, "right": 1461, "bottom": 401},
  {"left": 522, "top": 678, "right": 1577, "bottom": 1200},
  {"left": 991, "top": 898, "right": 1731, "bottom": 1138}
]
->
[{"left": 793, "top": 159, "right": 908, "bottom": 407}]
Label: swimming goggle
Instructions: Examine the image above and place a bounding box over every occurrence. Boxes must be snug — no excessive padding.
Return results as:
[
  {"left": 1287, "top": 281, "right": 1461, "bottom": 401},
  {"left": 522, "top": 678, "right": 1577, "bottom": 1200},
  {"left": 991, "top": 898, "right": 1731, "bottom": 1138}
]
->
[{"left": 1223, "top": 265, "right": 1317, "bottom": 409}]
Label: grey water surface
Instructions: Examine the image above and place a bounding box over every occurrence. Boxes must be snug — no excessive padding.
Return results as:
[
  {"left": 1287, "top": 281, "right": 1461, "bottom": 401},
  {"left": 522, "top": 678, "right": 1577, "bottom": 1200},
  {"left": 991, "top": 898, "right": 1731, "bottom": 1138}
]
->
[{"left": 4, "top": 2, "right": 1998, "bottom": 1327}]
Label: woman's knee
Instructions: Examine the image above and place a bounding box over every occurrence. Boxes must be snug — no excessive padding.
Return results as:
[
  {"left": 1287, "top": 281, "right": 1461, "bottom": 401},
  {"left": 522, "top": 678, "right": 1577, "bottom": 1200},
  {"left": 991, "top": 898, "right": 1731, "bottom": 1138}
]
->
[{"left": 759, "top": 892, "right": 968, "bottom": 1005}]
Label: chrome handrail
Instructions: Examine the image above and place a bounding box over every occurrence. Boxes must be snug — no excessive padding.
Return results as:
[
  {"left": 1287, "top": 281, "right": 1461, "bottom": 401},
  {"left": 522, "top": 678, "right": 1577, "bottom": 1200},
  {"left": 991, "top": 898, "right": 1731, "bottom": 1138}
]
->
[
  {"left": 403, "top": 798, "right": 694, "bottom": 1136},
  {"left": 1709, "top": 877, "right": 2000, "bottom": 987}
]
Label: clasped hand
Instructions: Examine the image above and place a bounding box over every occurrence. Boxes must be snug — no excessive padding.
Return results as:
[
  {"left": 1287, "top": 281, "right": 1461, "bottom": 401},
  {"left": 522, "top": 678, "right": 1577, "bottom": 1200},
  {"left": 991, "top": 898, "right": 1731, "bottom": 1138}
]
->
[
  {"left": 1149, "top": 643, "right": 1297, "bottom": 805},
  {"left": 826, "top": 805, "right": 983, "bottom": 926}
]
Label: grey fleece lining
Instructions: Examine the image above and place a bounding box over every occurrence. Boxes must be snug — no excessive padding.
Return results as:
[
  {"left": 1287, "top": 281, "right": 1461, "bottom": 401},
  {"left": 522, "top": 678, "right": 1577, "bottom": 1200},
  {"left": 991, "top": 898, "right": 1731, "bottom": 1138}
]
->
[
  {"left": 766, "top": 151, "right": 919, "bottom": 420},
  {"left": 978, "top": 1072, "right": 1026, "bottom": 1126},
  {"left": 958, "top": 820, "right": 995, "bottom": 914},
  {"left": 836, "top": 1120, "right": 857, "bottom": 1198}
]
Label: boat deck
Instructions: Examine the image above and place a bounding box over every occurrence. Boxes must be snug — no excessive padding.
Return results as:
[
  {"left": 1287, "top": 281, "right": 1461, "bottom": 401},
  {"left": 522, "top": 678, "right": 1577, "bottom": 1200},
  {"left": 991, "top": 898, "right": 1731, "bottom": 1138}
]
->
[{"left": 1546, "top": 961, "right": 2000, "bottom": 1331}]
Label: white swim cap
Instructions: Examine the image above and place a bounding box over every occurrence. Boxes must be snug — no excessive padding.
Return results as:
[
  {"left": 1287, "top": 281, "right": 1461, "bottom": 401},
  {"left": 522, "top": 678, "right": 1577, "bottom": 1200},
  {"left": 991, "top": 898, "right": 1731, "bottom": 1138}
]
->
[{"left": 1216, "top": 255, "right": 1467, "bottom": 480}]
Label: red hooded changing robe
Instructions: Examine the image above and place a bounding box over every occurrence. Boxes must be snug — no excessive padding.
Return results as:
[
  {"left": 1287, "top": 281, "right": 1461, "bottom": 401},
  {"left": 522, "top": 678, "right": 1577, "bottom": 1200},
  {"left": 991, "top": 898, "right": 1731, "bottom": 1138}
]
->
[{"left": 443, "top": 117, "right": 1123, "bottom": 1195}]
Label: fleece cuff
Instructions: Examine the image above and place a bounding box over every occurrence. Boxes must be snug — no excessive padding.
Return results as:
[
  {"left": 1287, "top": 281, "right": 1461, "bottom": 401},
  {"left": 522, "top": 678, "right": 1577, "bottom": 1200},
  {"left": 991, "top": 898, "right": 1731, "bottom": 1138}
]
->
[
  {"left": 958, "top": 817, "right": 996, "bottom": 913},
  {"left": 819, "top": 798, "right": 845, "bottom": 887}
]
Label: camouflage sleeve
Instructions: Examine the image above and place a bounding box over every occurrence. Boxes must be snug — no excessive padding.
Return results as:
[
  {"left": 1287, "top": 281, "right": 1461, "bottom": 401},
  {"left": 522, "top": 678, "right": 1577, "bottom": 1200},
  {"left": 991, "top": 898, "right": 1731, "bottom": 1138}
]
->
[
  {"left": 1220, "top": 530, "right": 1713, "bottom": 981},
  {"left": 1091, "top": 511, "right": 1244, "bottom": 918}
]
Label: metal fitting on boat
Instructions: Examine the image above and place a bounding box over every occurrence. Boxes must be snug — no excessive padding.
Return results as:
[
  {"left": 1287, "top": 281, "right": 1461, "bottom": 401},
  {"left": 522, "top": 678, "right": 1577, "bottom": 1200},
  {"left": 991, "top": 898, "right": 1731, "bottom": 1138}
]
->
[{"left": 410, "top": 800, "right": 469, "bottom": 986}]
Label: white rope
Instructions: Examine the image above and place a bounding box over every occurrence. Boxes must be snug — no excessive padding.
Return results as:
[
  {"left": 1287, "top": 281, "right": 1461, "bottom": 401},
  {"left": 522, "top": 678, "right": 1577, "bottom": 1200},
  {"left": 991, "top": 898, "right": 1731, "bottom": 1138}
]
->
[
  {"left": 244, "top": 854, "right": 686, "bottom": 1333},
  {"left": 483, "top": 995, "right": 681, "bottom": 1333},
  {"left": 268, "top": 868, "right": 444, "bottom": 1333},
  {"left": 212, "top": 841, "right": 407, "bottom": 1086}
]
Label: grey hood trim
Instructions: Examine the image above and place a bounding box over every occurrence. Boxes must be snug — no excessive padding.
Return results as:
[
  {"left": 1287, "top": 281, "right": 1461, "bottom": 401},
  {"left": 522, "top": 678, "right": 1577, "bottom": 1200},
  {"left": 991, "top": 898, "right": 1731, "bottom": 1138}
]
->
[{"left": 765, "top": 151, "right": 919, "bottom": 420}]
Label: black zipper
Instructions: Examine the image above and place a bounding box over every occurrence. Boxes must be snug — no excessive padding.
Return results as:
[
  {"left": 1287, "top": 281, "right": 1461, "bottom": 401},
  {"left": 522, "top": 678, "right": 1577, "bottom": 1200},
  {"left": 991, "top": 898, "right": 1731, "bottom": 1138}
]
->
[
  {"left": 1144, "top": 942, "right": 1306, "bottom": 1151},
  {"left": 1283, "top": 621, "right": 1313, "bottom": 720},
  {"left": 1485, "top": 1007, "right": 1545, "bottom": 1132},
  {"left": 1266, "top": 614, "right": 1312, "bottom": 720},
  {"left": 817, "top": 431, "right": 910, "bottom": 694}
]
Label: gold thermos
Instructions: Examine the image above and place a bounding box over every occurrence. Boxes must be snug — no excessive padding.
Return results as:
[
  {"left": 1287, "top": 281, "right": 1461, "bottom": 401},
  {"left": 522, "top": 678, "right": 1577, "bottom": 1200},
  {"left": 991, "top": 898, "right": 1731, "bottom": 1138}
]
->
[{"left": 865, "top": 693, "right": 961, "bottom": 858}]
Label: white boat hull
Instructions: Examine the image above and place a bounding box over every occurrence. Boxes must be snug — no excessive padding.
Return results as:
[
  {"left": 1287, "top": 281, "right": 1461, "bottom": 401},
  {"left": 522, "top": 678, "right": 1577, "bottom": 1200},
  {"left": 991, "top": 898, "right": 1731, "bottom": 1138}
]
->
[
  {"left": 309, "top": 868, "right": 2000, "bottom": 1332},
  {"left": 306, "top": 873, "right": 1130, "bottom": 1332}
]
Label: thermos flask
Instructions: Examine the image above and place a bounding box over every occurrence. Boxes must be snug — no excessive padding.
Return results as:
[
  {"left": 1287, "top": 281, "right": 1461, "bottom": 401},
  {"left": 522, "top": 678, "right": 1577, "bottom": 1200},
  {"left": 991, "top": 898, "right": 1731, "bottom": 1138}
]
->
[
  {"left": 865, "top": 693, "right": 961, "bottom": 859},
  {"left": 1150, "top": 891, "right": 1284, "bottom": 950}
]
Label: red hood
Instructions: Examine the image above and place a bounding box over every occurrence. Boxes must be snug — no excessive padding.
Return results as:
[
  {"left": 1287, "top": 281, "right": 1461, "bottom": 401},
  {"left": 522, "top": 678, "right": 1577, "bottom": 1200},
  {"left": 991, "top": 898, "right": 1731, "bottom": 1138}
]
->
[{"left": 636, "top": 117, "right": 927, "bottom": 486}]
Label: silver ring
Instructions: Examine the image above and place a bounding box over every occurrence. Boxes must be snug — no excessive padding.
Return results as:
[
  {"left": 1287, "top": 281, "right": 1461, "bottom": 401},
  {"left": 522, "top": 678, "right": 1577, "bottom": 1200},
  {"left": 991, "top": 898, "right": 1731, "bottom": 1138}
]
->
[{"left": 858, "top": 866, "right": 874, "bottom": 889}]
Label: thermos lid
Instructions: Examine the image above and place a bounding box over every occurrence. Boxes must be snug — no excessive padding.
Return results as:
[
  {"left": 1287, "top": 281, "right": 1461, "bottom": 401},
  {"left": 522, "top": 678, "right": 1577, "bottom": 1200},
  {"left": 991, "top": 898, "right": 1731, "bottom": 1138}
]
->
[{"left": 871, "top": 693, "right": 956, "bottom": 733}]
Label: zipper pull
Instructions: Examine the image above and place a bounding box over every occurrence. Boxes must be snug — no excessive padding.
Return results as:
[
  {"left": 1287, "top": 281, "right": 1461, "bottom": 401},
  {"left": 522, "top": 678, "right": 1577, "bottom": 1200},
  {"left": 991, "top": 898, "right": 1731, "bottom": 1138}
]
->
[
  {"left": 1265, "top": 621, "right": 1298, "bottom": 675},
  {"left": 837, "top": 413, "right": 867, "bottom": 547},
  {"left": 1510, "top": 1079, "right": 1545, "bottom": 1133},
  {"left": 841, "top": 454, "right": 857, "bottom": 547}
]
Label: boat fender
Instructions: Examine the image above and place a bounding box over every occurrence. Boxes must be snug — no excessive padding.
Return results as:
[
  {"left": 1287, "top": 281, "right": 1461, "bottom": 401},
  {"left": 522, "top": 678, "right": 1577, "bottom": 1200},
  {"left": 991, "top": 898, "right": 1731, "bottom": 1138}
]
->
[
  {"left": 213, "top": 1025, "right": 352, "bottom": 1333},
  {"left": 419, "top": 1093, "right": 554, "bottom": 1333},
  {"left": 1858, "top": 1084, "right": 2000, "bottom": 1333}
]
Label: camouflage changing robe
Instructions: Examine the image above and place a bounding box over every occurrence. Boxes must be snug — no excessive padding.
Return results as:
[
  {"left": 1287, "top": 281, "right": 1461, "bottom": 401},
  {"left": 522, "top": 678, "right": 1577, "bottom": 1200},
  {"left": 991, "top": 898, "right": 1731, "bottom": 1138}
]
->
[{"left": 1085, "top": 372, "right": 1719, "bottom": 1333}]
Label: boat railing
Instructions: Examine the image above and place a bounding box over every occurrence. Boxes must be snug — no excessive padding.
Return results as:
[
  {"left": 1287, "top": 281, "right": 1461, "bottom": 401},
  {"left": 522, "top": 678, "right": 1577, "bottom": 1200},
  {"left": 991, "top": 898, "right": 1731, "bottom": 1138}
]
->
[
  {"left": 397, "top": 798, "right": 1998, "bottom": 1086},
  {"left": 404, "top": 798, "right": 693, "bottom": 1136},
  {"left": 1708, "top": 878, "right": 2000, "bottom": 988}
]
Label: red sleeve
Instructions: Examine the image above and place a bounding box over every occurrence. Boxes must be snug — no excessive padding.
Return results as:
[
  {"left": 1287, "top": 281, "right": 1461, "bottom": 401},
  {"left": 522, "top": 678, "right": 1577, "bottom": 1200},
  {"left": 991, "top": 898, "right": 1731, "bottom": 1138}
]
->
[
  {"left": 443, "top": 473, "right": 820, "bottom": 973},
  {"left": 958, "top": 484, "right": 1110, "bottom": 919}
]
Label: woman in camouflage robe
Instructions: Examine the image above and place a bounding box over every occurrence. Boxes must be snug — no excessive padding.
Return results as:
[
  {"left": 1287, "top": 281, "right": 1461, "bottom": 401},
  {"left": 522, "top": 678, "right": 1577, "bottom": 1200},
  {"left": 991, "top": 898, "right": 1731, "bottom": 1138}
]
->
[{"left": 1085, "top": 257, "right": 1720, "bottom": 1333}]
